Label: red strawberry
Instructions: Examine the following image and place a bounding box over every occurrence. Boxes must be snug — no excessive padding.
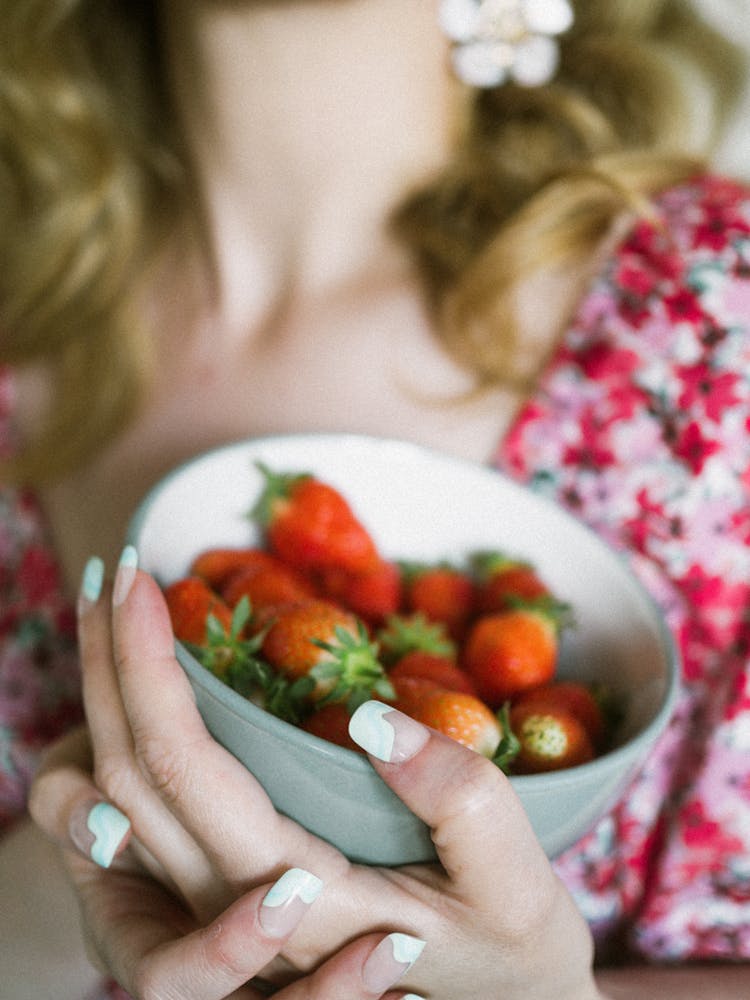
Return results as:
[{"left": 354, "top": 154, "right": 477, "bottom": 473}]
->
[
  {"left": 389, "top": 650, "right": 477, "bottom": 695},
  {"left": 388, "top": 674, "right": 441, "bottom": 714},
  {"left": 401, "top": 562, "right": 475, "bottom": 640},
  {"left": 260, "top": 599, "right": 393, "bottom": 707},
  {"left": 316, "top": 559, "right": 403, "bottom": 626},
  {"left": 302, "top": 703, "right": 364, "bottom": 753},
  {"left": 471, "top": 551, "right": 550, "bottom": 615},
  {"left": 221, "top": 561, "right": 316, "bottom": 614},
  {"left": 189, "top": 547, "right": 281, "bottom": 591},
  {"left": 163, "top": 576, "right": 234, "bottom": 646},
  {"left": 511, "top": 681, "right": 605, "bottom": 748},
  {"left": 509, "top": 702, "right": 594, "bottom": 773},
  {"left": 251, "top": 464, "right": 380, "bottom": 575},
  {"left": 376, "top": 612, "right": 455, "bottom": 664},
  {"left": 390, "top": 675, "right": 501, "bottom": 757},
  {"left": 461, "top": 599, "right": 570, "bottom": 707}
]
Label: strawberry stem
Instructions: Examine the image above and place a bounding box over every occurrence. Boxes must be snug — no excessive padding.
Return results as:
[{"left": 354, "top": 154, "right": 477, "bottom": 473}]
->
[
  {"left": 310, "top": 623, "right": 394, "bottom": 707},
  {"left": 471, "top": 549, "right": 531, "bottom": 578},
  {"left": 249, "top": 461, "right": 311, "bottom": 528},
  {"left": 376, "top": 612, "right": 455, "bottom": 663},
  {"left": 491, "top": 702, "right": 521, "bottom": 773},
  {"left": 504, "top": 594, "right": 575, "bottom": 632},
  {"left": 183, "top": 596, "right": 310, "bottom": 724}
]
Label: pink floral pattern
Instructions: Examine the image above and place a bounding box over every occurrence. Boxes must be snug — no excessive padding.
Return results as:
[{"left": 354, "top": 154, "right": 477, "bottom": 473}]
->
[
  {"left": 0, "top": 389, "right": 82, "bottom": 829},
  {"left": 1, "top": 175, "right": 749, "bottom": 984},
  {"left": 496, "top": 175, "right": 750, "bottom": 960}
]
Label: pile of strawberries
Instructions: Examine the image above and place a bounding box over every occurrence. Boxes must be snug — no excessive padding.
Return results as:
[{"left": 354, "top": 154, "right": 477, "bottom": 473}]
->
[{"left": 163, "top": 463, "right": 614, "bottom": 774}]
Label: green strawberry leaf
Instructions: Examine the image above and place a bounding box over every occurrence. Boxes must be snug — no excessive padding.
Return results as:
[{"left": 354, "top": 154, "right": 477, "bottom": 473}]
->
[{"left": 491, "top": 702, "right": 521, "bottom": 774}]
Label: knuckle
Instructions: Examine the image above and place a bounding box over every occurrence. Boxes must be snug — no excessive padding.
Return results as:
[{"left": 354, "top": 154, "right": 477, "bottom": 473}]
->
[
  {"left": 442, "top": 751, "right": 506, "bottom": 819},
  {"left": 133, "top": 731, "right": 209, "bottom": 806},
  {"left": 201, "top": 920, "right": 251, "bottom": 981},
  {"left": 132, "top": 958, "right": 172, "bottom": 1000},
  {"left": 93, "top": 751, "right": 137, "bottom": 807},
  {"left": 26, "top": 770, "right": 54, "bottom": 828}
]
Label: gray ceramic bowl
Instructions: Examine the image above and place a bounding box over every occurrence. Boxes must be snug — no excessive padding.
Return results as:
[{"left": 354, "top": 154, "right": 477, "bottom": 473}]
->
[{"left": 127, "top": 433, "right": 680, "bottom": 865}]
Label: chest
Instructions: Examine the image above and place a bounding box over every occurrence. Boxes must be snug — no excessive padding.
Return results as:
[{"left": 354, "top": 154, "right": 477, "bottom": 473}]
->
[{"left": 34, "top": 290, "right": 526, "bottom": 598}]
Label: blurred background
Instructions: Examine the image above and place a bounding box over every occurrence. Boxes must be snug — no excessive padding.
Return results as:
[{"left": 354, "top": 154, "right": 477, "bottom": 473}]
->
[{"left": 699, "top": 0, "right": 750, "bottom": 176}]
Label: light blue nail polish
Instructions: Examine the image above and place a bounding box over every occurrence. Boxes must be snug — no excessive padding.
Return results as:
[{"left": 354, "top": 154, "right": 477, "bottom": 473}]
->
[
  {"left": 113, "top": 544, "right": 139, "bottom": 607},
  {"left": 119, "top": 544, "right": 138, "bottom": 572},
  {"left": 348, "top": 701, "right": 397, "bottom": 761},
  {"left": 389, "top": 932, "right": 426, "bottom": 968},
  {"left": 401, "top": 995, "right": 427, "bottom": 1000},
  {"left": 86, "top": 802, "right": 131, "bottom": 868},
  {"left": 80, "top": 556, "right": 104, "bottom": 604},
  {"left": 262, "top": 868, "right": 323, "bottom": 908}
]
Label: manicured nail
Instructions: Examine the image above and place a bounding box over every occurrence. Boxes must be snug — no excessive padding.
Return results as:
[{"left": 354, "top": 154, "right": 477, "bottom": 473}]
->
[
  {"left": 348, "top": 701, "right": 430, "bottom": 763},
  {"left": 259, "top": 868, "right": 323, "bottom": 938},
  {"left": 78, "top": 556, "right": 104, "bottom": 615},
  {"left": 362, "top": 932, "right": 426, "bottom": 993},
  {"left": 113, "top": 545, "right": 138, "bottom": 607},
  {"left": 69, "top": 800, "right": 131, "bottom": 868}
]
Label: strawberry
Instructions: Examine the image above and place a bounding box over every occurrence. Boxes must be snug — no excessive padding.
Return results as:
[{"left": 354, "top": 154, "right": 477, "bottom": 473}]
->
[
  {"left": 302, "top": 703, "right": 364, "bottom": 753},
  {"left": 260, "top": 599, "right": 393, "bottom": 708},
  {"left": 316, "top": 559, "right": 403, "bottom": 627},
  {"left": 251, "top": 464, "right": 380, "bottom": 575},
  {"left": 401, "top": 561, "right": 475, "bottom": 640},
  {"left": 376, "top": 612, "right": 455, "bottom": 664},
  {"left": 461, "top": 599, "right": 570, "bottom": 707},
  {"left": 179, "top": 596, "right": 310, "bottom": 723},
  {"left": 163, "top": 576, "right": 234, "bottom": 647},
  {"left": 388, "top": 673, "right": 441, "bottom": 715},
  {"left": 379, "top": 611, "right": 476, "bottom": 695},
  {"left": 389, "top": 650, "right": 477, "bottom": 695},
  {"left": 189, "top": 546, "right": 281, "bottom": 591},
  {"left": 509, "top": 702, "right": 594, "bottom": 773},
  {"left": 390, "top": 675, "right": 501, "bottom": 758},
  {"left": 511, "top": 681, "right": 605, "bottom": 749},
  {"left": 471, "top": 550, "right": 551, "bottom": 615},
  {"left": 221, "top": 560, "right": 316, "bottom": 614}
]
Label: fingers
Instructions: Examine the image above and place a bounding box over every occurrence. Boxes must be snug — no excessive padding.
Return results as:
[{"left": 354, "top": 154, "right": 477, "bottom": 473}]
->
[
  {"left": 108, "top": 554, "right": 339, "bottom": 880},
  {"left": 348, "top": 701, "right": 557, "bottom": 911},
  {"left": 275, "top": 930, "right": 426, "bottom": 1000},
  {"left": 71, "top": 855, "right": 426, "bottom": 1000},
  {"left": 28, "top": 727, "right": 132, "bottom": 870},
  {"left": 77, "top": 559, "right": 132, "bottom": 764},
  {"left": 145, "top": 869, "right": 325, "bottom": 1000},
  {"left": 69, "top": 863, "right": 324, "bottom": 1000},
  {"left": 77, "top": 557, "right": 219, "bottom": 908}
]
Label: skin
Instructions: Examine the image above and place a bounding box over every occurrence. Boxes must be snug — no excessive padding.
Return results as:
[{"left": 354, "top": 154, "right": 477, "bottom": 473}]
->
[
  {"left": 4, "top": 0, "right": 749, "bottom": 996},
  {"left": 31, "top": 569, "right": 600, "bottom": 1000}
]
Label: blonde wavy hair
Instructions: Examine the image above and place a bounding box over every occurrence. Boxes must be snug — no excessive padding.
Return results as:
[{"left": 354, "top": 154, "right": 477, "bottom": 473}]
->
[{"left": 0, "top": 0, "right": 745, "bottom": 482}]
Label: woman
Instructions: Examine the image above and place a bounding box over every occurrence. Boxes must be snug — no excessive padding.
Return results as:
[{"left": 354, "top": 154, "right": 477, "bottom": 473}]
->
[{"left": 2, "top": 1, "right": 750, "bottom": 996}]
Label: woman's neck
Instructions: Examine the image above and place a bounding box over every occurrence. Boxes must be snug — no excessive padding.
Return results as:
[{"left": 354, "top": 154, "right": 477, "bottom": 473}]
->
[{"left": 161, "top": 0, "right": 458, "bottom": 329}]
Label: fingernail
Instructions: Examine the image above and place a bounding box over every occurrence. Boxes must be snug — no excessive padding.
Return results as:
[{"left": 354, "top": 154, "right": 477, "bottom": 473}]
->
[
  {"left": 259, "top": 867, "right": 323, "bottom": 938},
  {"left": 113, "top": 545, "right": 138, "bottom": 607},
  {"left": 78, "top": 556, "right": 104, "bottom": 615},
  {"left": 348, "top": 701, "right": 430, "bottom": 763},
  {"left": 362, "top": 932, "right": 426, "bottom": 993},
  {"left": 70, "top": 800, "right": 131, "bottom": 868}
]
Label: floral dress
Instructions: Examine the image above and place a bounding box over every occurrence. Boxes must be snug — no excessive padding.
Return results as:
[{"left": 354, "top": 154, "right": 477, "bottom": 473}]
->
[{"left": 2, "top": 175, "right": 750, "bottom": 993}]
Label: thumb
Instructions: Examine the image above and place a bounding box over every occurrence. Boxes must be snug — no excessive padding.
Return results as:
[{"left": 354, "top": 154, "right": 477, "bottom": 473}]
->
[{"left": 348, "top": 700, "right": 556, "bottom": 910}]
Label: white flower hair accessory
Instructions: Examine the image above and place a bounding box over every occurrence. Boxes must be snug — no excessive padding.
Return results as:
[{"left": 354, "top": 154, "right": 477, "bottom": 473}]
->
[{"left": 439, "top": 0, "right": 574, "bottom": 89}]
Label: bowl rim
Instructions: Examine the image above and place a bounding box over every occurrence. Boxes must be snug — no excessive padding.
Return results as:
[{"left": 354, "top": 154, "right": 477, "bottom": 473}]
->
[{"left": 127, "top": 431, "right": 682, "bottom": 785}]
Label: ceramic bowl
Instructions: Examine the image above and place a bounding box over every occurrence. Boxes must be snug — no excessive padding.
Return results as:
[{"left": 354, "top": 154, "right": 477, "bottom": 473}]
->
[{"left": 127, "top": 433, "right": 680, "bottom": 865}]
